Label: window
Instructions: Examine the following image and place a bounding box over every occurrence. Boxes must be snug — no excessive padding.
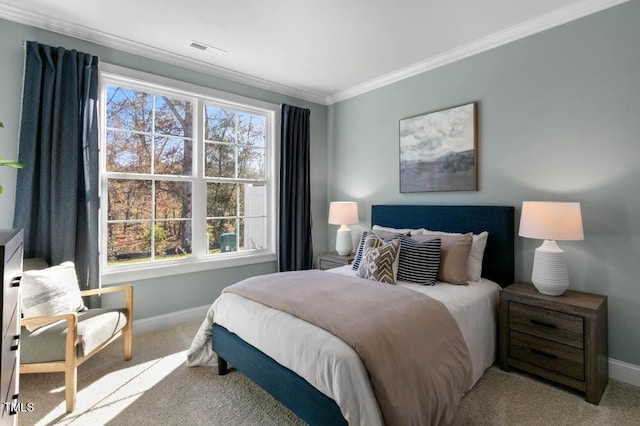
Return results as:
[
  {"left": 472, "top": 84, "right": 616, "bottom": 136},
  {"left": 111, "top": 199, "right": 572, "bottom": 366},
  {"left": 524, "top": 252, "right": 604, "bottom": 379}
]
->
[{"left": 100, "top": 65, "right": 277, "bottom": 282}]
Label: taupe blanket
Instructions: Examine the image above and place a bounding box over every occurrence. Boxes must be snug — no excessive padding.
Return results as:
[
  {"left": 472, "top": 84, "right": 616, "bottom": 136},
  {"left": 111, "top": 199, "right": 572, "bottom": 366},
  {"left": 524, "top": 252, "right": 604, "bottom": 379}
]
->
[{"left": 224, "top": 270, "right": 473, "bottom": 426}]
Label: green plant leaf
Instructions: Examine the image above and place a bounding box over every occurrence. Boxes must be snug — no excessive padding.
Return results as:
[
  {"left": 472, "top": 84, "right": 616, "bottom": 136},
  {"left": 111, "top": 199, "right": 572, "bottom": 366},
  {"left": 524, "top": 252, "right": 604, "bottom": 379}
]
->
[
  {"left": 0, "top": 159, "right": 23, "bottom": 168},
  {"left": 0, "top": 123, "right": 22, "bottom": 195}
]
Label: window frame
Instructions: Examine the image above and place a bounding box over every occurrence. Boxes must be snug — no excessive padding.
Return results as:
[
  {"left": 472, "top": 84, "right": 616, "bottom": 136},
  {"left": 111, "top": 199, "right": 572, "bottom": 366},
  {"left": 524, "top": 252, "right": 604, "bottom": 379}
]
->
[{"left": 99, "top": 64, "right": 279, "bottom": 285}]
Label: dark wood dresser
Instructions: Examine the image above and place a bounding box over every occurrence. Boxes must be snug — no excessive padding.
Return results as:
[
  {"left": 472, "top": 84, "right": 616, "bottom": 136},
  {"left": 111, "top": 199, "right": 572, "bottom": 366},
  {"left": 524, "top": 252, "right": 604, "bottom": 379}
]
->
[
  {"left": 500, "top": 282, "right": 608, "bottom": 404},
  {"left": 1, "top": 229, "right": 23, "bottom": 425}
]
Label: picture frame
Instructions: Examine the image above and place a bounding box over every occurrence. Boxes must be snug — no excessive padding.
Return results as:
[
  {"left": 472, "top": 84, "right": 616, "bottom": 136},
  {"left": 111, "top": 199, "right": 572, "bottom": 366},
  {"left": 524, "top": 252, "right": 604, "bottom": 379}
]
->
[{"left": 399, "top": 102, "right": 477, "bottom": 193}]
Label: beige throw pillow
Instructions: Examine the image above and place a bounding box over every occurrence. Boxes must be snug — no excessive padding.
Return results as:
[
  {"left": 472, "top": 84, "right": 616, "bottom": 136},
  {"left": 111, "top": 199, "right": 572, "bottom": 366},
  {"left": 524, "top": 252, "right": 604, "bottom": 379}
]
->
[
  {"left": 418, "top": 230, "right": 488, "bottom": 281},
  {"left": 415, "top": 233, "right": 473, "bottom": 284}
]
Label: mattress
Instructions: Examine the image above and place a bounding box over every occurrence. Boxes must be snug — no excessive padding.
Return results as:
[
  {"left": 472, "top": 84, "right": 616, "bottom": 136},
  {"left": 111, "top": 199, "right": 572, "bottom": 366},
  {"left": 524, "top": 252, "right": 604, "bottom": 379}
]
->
[{"left": 211, "top": 265, "right": 500, "bottom": 425}]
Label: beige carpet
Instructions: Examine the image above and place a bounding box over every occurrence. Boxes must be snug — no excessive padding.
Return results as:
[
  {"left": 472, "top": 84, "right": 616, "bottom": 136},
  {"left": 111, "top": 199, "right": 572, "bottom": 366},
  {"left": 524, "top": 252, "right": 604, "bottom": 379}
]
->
[{"left": 18, "top": 321, "right": 640, "bottom": 426}]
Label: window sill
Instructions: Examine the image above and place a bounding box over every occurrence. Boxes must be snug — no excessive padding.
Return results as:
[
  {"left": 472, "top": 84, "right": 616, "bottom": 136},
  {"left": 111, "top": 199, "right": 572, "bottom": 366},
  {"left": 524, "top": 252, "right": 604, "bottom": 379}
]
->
[{"left": 101, "top": 252, "right": 277, "bottom": 285}]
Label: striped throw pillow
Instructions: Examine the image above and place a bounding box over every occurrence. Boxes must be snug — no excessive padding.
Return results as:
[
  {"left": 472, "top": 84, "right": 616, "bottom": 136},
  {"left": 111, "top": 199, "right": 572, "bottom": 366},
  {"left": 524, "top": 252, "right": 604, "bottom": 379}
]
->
[
  {"left": 397, "top": 235, "right": 441, "bottom": 285},
  {"left": 351, "top": 231, "right": 370, "bottom": 271}
]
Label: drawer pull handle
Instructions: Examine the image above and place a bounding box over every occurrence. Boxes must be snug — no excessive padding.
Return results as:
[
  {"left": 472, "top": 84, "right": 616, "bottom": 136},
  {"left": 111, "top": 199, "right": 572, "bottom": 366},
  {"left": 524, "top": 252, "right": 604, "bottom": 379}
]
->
[
  {"left": 531, "top": 348, "right": 557, "bottom": 359},
  {"left": 11, "top": 277, "right": 21, "bottom": 287},
  {"left": 10, "top": 335, "right": 20, "bottom": 351},
  {"left": 530, "top": 319, "right": 557, "bottom": 329}
]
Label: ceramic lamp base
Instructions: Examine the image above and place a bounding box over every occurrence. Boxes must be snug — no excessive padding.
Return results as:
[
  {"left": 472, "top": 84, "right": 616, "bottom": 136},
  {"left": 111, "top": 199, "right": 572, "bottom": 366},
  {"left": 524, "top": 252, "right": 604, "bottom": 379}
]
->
[
  {"left": 335, "top": 226, "right": 353, "bottom": 255},
  {"left": 531, "top": 240, "right": 570, "bottom": 296}
]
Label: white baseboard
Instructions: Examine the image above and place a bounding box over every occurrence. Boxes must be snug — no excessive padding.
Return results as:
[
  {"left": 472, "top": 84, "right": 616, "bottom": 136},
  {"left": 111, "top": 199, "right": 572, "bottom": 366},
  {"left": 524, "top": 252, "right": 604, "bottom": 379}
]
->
[
  {"left": 609, "top": 358, "right": 640, "bottom": 387},
  {"left": 132, "top": 304, "right": 210, "bottom": 336},
  {"left": 133, "top": 306, "right": 640, "bottom": 389}
]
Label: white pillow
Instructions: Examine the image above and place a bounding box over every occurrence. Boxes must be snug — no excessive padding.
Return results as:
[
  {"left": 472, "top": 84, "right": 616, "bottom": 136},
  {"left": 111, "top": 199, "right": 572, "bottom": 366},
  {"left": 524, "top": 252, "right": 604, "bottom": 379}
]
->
[
  {"left": 419, "top": 230, "right": 489, "bottom": 282},
  {"left": 21, "top": 261, "right": 86, "bottom": 330},
  {"left": 372, "top": 225, "right": 422, "bottom": 236},
  {"left": 468, "top": 232, "right": 488, "bottom": 281}
]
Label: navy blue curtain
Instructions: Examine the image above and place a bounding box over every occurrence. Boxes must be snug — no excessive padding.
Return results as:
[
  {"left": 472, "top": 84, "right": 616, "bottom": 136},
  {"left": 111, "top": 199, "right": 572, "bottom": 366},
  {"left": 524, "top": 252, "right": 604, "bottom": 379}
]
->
[
  {"left": 13, "top": 41, "right": 100, "bottom": 294},
  {"left": 279, "top": 104, "right": 313, "bottom": 271}
]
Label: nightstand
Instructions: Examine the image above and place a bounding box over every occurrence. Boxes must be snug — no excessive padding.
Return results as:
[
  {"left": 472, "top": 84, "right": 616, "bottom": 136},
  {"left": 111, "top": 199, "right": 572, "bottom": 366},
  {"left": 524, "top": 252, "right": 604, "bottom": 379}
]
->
[
  {"left": 315, "top": 252, "right": 354, "bottom": 270},
  {"left": 500, "top": 283, "right": 608, "bottom": 404}
]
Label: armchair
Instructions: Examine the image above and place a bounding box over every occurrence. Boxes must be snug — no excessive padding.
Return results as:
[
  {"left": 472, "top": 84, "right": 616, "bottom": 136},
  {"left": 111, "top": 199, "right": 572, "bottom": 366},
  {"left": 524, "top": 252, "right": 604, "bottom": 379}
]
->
[{"left": 19, "top": 260, "right": 133, "bottom": 413}]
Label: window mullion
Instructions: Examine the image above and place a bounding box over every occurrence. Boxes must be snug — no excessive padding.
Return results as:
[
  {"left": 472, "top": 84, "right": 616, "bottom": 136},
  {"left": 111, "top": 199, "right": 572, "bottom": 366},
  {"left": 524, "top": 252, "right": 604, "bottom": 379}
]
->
[
  {"left": 151, "top": 179, "right": 156, "bottom": 261},
  {"left": 191, "top": 99, "right": 207, "bottom": 258},
  {"left": 234, "top": 113, "right": 240, "bottom": 251}
]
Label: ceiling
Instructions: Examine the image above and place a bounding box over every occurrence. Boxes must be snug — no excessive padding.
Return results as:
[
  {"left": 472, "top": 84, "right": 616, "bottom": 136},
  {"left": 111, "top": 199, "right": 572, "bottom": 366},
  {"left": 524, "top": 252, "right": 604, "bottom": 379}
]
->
[{"left": 0, "top": 0, "right": 627, "bottom": 105}]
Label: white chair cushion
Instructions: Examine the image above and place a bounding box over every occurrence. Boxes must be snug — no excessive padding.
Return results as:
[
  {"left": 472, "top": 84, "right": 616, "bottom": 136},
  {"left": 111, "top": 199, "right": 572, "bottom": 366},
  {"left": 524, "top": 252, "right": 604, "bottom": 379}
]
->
[{"left": 20, "top": 308, "right": 128, "bottom": 363}]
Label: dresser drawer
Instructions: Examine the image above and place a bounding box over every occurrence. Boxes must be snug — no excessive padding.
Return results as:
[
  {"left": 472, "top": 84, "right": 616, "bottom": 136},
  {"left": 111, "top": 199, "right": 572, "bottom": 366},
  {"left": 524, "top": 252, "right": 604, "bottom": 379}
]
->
[
  {"left": 1, "top": 317, "right": 19, "bottom": 408},
  {"left": 2, "top": 282, "right": 19, "bottom": 337},
  {"left": 509, "top": 301, "right": 584, "bottom": 349},
  {"left": 510, "top": 330, "right": 584, "bottom": 381}
]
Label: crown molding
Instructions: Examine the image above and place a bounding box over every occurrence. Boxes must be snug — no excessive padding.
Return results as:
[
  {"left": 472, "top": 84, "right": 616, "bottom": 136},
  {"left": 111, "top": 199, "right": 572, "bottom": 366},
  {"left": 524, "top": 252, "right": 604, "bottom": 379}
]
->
[
  {"left": 327, "top": 0, "right": 629, "bottom": 104},
  {"left": 1, "top": 0, "right": 628, "bottom": 106},
  {"left": 0, "top": 4, "right": 328, "bottom": 105}
]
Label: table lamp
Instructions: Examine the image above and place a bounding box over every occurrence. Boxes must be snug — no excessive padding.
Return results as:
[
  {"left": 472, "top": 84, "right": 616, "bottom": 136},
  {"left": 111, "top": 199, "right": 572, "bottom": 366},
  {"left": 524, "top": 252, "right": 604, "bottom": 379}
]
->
[
  {"left": 328, "top": 201, "right": 359, "bottom": 255},
  {"left": 519, "top": 201, "right": 584, "bottom": 296}
]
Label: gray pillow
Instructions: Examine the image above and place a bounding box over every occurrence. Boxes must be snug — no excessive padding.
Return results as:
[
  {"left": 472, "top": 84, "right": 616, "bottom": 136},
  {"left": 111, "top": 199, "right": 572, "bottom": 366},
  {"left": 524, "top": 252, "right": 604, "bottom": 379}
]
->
[
  {"left": 352, "top": 229, "right": 406, "bottom": 271},
  {"left": 357, "top": 234, "right": 400, "bottom": 284}
]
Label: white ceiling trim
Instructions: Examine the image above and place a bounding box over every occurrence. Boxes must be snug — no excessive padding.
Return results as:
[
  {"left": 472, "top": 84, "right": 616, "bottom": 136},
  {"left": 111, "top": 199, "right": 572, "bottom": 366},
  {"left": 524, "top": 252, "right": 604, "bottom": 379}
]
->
[
  {"left": 327, "top": 0, "right": 629, "bottom": 104},
  {"left": 0, "top": 0, "right": 629, "bottom": 106},
  {"left": 0, "top": 4, "right": 327, "bottom": 105}
]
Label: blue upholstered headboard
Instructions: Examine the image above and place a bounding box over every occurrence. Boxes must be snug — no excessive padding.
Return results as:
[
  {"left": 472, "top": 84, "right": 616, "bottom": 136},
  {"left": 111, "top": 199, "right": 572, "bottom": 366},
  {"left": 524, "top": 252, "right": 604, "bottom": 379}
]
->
[{"left": 371, "top": 205, "right": 515, "bottom": 287}]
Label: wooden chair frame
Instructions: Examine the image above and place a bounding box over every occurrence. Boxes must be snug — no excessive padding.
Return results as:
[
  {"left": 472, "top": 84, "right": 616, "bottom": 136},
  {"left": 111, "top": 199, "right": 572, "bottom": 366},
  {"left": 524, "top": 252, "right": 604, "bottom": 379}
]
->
[{"left": 20, "top": 285, "right": 133, "bottom": 413}]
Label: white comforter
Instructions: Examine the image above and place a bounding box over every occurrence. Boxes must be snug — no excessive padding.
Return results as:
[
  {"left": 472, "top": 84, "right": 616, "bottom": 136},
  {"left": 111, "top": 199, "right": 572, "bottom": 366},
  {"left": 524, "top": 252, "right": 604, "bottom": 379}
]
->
[{"left": 187, "top": 266, "right": 500, "bottom": 425}]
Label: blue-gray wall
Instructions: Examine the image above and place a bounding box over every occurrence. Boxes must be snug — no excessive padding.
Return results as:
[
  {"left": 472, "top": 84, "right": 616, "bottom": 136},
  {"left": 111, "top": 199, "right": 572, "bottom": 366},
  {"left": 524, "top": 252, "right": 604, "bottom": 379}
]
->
[
  {"left": 0, "top": 18, "right": 329, "bottom": 319},
  {"left": 328, "top": 1, "right": 640, "bottom": 366}
]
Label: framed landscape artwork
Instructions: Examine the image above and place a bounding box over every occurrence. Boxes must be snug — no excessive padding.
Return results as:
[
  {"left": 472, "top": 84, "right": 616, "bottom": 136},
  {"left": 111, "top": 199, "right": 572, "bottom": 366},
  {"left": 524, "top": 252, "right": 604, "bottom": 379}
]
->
[{"left": 399, "top": 102, "right": 477, "bottom": 192}]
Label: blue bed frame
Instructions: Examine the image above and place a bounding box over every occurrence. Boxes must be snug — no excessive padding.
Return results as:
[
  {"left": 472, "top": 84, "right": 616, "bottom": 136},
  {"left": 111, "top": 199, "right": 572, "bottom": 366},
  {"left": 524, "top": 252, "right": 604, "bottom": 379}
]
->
[{"left": 213, "top": 205, "right": 515, "bottom": 425}]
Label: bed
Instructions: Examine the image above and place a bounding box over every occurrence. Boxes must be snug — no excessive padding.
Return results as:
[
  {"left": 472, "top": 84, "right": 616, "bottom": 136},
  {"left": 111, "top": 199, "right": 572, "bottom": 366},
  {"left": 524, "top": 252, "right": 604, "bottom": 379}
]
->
[{"left": 188, "top": 204, "right": 514, "bottom": 425}]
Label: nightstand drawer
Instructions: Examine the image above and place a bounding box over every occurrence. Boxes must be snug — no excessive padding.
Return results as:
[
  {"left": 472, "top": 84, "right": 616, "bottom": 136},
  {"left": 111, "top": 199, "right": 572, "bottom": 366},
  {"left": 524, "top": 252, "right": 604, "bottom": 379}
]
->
[
  {"left": 509, "top": 301, "right": 584, "bottom": 349},
  {"left": 319, "top": 259, "right": 345, "bottom": 270},
  {"left": 510, "top": 330, "right": 584, "bottom": 381}
]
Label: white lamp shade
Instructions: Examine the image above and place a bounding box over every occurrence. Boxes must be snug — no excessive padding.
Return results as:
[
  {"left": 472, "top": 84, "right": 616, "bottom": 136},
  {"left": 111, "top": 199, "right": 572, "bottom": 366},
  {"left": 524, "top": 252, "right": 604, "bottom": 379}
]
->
[
  {"left": 328, "top": 202, "right": 359, "bottom": 225},
  {"left": 519, "top": 201, "right": 584, "bottom": 241}
]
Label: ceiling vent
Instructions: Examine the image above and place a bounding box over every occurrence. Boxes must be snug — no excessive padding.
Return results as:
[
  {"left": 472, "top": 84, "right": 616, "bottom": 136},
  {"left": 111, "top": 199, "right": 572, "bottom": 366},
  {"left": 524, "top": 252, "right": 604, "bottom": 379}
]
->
[{"left": 189, "top": 40, "right": 227, "bottom": 56}]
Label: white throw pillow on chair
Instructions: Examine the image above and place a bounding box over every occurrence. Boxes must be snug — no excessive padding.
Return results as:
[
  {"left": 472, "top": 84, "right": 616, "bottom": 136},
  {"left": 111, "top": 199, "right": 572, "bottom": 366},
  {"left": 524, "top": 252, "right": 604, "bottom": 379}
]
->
[{"left": 21, "top": 261, "right": 86, "bottom": 330}]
